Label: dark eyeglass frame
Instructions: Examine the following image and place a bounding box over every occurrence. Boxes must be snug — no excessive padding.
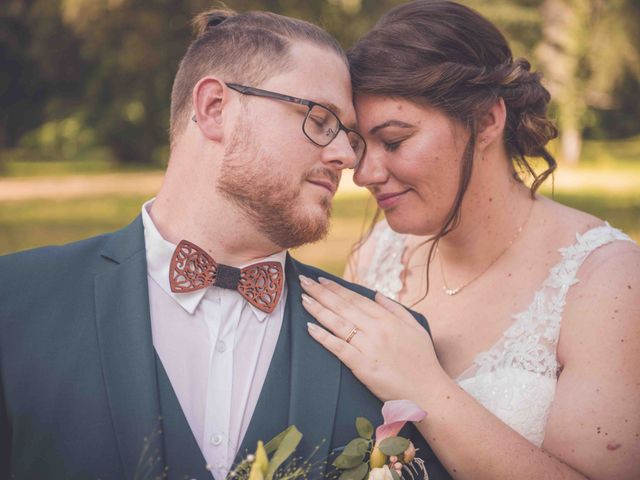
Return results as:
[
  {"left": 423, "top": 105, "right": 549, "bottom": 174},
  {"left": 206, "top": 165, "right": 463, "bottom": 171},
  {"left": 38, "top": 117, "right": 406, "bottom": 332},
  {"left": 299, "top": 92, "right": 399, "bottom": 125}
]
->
[{"left": 224, "top": 83, "right": 366, "bottom": 167}]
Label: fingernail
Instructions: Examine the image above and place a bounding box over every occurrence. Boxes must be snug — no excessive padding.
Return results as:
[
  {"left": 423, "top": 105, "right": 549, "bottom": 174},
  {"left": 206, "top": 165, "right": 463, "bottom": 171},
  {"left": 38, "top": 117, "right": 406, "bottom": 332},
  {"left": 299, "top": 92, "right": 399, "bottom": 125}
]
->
[
  {"left": 301, "top": 293, "right": 315, "bottom": 305},
  {"left": 318, "top": 277, "right": 332, "bottom": 285},
  {"left": 307, "top": 322, "right": 319, "bottom": 332},
  {"left": 299, "top": 275, "right": 313, "bottom": 287}
]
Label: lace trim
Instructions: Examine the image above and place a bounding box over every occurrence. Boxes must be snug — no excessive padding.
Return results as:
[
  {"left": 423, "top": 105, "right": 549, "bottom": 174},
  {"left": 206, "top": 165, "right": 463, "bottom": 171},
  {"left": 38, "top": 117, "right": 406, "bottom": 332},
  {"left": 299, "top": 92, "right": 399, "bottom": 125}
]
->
[
  {"left": 462, "top": 222, "right": 634, "bottom": 380},
  {"left": 363, "top": 221, "right": 407, "bottom": 300},
  {"left": 456, "top": 223, "right": 634, "bottom": 445}
]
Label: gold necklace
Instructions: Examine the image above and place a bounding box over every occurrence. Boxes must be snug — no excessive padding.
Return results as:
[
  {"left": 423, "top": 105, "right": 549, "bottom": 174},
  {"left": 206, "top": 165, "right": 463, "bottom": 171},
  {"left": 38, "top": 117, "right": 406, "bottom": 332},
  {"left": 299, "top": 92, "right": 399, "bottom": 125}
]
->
[{"left": 438, "top": 201, "right": 534, "bottom": 296}]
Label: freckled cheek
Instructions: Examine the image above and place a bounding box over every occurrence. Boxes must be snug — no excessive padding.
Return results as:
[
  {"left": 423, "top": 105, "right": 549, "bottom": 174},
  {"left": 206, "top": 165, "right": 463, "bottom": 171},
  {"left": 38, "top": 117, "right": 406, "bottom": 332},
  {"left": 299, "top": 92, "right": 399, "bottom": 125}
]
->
[
  {"left": 406, "top": 135, "right": 461, "bottom": 189},
  {"left": 401, "top": 155, "right": 459, "bottom": 211}
]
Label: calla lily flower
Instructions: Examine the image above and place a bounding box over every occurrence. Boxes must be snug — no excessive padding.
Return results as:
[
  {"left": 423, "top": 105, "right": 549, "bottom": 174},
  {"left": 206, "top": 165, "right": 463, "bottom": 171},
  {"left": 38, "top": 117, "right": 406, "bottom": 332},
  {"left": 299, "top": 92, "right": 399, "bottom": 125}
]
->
[
  {"left": 368, "top": 465, "right": 395, "bottom": 480},
  {"left": 374, "top": 400, "right": 427, "bottom": 444}
]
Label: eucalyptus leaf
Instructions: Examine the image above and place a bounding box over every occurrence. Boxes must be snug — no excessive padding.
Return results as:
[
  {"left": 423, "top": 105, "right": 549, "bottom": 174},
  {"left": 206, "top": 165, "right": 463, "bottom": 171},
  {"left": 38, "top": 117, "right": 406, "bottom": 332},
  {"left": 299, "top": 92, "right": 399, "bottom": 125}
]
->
[
  {"left": 332, "top": 453, "right": 365, "bottom": 469},
  {"left": 265, "top": 426, "right": 303, "bottom": 480},
  {"left": 391, "top": 469, "right": 402, "bottom": 480},
  {"left": 378, "top": 437, "right": 410, "bottom": 457},
  {"left": 343, "top": 438, "right": 369, "bottom": 457},
  {"left": 263, "top": 425, "right": 300, "bottom": 456},
  {"left": 338, "top": 462, "right": 369, "bottom": 480},
  {"left": 355, "top": 417, "right": 374, "bottom": 439}
]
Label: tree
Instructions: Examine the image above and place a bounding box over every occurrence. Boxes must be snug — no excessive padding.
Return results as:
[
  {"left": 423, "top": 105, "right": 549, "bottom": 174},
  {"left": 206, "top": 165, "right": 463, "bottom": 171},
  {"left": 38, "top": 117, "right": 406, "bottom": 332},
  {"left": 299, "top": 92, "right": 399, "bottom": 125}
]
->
[{"left": 536, "top": 0, "right": 640, "bottom": 164}]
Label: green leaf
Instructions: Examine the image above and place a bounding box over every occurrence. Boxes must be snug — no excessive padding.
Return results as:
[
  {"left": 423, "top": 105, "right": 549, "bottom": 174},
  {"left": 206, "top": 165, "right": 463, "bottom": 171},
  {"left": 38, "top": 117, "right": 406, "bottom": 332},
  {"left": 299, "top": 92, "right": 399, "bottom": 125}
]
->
[
  {"left": 264, "top": 425, "right": 297, "bottom": 455},
  {"left": 332, "top": 453, "right": 365, "bottom": 469},
  {"left": 355, "top": 417, "right": 374, "bottom": 439},
  {"left": 343, "top": 438, "right": 369, "bottom": 457},
  {"left": 338, "top": 462, "right": 369, "bottom": 480},
  {"left": 265, "top": 426, "right": 303, "bottom": 480},
  {"left": 391, "top": 469, "right": 402, "bottom": 480},
  {"left": 378, "top": 437, "right": 410, "bottom": 457}
]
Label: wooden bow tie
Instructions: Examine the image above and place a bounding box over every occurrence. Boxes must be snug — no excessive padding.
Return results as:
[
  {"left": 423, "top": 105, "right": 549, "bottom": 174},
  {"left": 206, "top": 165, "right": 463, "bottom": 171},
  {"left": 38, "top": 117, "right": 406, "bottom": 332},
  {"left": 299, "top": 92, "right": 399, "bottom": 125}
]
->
[{"left": 169, "top": 240, "right": 284, "bottom": 314}]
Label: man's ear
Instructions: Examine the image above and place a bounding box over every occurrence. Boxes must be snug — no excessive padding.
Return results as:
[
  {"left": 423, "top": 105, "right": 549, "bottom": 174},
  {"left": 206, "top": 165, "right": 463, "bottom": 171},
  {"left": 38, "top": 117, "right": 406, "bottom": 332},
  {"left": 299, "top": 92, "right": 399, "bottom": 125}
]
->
[
  {"left": 476, "top": 97, "right": 507, "bottom": 149},
  {"left": 191, "top": 77, "right": 229, "bottom": 142}
]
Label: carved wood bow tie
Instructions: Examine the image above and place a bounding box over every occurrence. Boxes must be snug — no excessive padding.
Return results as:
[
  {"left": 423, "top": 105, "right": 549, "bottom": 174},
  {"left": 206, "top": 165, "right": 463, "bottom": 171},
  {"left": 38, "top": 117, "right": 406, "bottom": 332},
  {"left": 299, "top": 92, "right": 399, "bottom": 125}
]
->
[{"left": 169, "top": 240, "right": 284, "bottom": 314}]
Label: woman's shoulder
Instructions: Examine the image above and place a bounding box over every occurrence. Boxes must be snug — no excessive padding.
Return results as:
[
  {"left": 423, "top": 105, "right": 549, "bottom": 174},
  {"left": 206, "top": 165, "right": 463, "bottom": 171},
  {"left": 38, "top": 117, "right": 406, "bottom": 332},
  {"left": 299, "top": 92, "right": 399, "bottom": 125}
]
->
[
  {"left": 536, "top": 195, "right": 635, "bottom": 251},
  {"left": 536, "top": 194, "right": 637, "bottom": 289}
]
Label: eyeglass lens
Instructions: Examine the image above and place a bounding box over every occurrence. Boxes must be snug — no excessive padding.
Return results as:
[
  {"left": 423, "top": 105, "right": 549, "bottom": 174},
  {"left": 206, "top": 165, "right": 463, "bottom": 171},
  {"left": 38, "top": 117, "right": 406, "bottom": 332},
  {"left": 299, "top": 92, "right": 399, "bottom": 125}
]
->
[{"left": 303, "top": 104, "right": 365, "bottom": 162}]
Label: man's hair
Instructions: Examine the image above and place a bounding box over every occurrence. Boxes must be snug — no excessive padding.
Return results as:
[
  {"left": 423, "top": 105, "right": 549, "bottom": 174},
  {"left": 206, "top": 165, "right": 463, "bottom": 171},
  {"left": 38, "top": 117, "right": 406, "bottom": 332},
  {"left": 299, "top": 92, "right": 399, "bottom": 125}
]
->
[{"left": 169, "top": 6, "right": 346, "bottom": 147}]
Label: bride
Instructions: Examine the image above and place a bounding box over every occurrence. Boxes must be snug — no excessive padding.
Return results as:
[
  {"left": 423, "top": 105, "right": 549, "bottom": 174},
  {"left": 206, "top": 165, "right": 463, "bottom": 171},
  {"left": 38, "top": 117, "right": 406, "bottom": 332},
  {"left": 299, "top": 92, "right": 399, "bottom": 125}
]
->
[{"left": 300, "top": 1, "right": 640, "bottom": 479}]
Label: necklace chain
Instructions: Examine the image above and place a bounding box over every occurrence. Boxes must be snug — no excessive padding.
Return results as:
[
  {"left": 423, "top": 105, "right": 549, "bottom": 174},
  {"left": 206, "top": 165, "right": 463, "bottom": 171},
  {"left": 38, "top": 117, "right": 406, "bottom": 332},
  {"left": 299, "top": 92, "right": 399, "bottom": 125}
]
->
[{"left": 439, "top": 201, "right": 534, "bottom": 296}]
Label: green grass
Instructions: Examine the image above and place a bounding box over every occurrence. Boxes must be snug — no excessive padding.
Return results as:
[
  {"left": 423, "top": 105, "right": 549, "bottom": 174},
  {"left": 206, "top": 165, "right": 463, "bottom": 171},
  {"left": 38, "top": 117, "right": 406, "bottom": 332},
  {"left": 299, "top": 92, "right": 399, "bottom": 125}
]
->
[
  {"left": 0, "top": 193, "right": 376, "bottom": 275},
  {"left": 579, "top": 135, "right": 640, "bottom": 166},
  {"left": 0, "top": 148, "right": 163, "bottom": 178},
  {"left": 1, "top": 136, "right": 638, "bottom": 273},
  {"left": 0, "top": 195, "right": 151, "bottom": 254},
  {"left": 1, "top": 189, "right": 637, "bottom": 275}
]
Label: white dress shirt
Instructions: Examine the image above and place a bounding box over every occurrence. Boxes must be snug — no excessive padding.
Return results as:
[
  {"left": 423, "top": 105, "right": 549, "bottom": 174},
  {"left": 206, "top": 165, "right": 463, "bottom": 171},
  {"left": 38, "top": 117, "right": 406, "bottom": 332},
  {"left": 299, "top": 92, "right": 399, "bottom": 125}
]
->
[{"left": 141, "top": 199, "right": 287, "bottom": 479}]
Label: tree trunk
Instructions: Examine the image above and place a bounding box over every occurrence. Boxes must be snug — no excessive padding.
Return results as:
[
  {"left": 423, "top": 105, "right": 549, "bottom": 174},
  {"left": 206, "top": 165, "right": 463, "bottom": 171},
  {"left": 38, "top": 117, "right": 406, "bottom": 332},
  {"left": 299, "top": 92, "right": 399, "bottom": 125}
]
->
[
  {"left": 561, "top": 126, "right": 582, "bottom": 165},
  {"left": 537, "top": 0, "right": 590, "bottom": 165}
]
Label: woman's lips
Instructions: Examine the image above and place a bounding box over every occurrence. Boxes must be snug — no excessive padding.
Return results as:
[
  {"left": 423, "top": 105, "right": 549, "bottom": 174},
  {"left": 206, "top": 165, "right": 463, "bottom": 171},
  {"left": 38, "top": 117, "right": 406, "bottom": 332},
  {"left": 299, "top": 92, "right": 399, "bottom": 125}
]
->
[{"left": 375, "top": 189, "right": 410, "bottom": 209}]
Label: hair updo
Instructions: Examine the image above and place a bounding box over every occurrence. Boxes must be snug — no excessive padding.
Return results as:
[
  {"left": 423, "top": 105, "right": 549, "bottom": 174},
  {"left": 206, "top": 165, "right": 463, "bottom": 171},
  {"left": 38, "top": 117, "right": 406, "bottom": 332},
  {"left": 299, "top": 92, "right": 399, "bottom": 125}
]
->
[
  {"left": 349, "top": 0, "right": 557, "bottom": 192},
  {"left": 348, "top": 0, "right": 558, "bottom": 295}
]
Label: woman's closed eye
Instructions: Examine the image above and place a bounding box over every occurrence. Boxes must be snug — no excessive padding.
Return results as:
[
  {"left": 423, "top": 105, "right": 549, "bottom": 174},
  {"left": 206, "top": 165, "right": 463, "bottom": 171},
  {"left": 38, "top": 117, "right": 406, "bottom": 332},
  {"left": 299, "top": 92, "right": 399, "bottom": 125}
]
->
[{"left": 382, "top": 138, "right": 406, "bottom": 152}]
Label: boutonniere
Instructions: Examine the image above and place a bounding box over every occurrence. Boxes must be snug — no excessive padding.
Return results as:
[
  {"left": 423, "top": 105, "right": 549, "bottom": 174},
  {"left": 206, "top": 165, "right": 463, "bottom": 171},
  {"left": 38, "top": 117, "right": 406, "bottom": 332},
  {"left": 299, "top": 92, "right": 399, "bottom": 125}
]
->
[
  {"left": 332, "top": 400, "right": 429, "bottom": 480},
  {"left": 229, "top": 425, "right": 315, "bottom": 479}
]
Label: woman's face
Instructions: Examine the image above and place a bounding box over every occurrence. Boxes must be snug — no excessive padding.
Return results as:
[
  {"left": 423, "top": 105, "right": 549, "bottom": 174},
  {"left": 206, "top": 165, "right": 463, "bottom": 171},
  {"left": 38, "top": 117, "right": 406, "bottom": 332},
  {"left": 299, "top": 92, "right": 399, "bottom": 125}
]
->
[{"left": 354, "top": 95, "right": 470, "bottom": 236}]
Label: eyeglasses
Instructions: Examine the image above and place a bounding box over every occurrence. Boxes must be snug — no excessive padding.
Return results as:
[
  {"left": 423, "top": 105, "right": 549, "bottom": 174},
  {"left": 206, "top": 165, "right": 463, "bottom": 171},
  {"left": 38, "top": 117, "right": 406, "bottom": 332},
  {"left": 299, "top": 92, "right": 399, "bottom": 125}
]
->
[{"left": 225, "top": 83, "right": 366, "bottom": 168}]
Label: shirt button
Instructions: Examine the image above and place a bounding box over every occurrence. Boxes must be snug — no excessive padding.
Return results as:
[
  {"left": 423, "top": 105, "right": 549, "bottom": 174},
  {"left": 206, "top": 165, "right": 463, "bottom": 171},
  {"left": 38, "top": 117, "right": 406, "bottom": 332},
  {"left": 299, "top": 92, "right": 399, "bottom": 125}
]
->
[
  {"left": 215, "top": 341, "right": 227, "bottom": 353},
  {"left": 210, "top": 433, "right": 224, "bottom": 446}
]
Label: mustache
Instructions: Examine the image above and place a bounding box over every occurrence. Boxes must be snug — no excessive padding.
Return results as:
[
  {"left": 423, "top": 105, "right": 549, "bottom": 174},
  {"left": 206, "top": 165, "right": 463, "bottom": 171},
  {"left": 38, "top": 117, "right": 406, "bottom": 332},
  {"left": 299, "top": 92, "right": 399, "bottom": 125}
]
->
[{"left": 304, "top": 167, "right": 340, "bottom": 189}]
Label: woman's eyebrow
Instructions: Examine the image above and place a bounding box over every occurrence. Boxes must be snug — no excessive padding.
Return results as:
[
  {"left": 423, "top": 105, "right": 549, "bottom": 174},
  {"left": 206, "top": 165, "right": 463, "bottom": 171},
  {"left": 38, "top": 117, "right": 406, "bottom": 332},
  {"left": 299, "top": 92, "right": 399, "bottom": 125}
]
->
[{"left": 369, "top": 120, "right": 415, "bottom": 135}]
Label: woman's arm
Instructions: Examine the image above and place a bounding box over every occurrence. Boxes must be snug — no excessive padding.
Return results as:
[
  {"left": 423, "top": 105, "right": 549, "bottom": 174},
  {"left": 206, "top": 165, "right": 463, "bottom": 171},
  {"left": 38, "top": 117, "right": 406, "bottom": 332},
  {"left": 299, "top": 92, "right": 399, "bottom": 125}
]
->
[{"left": 301, "top": 244, "right": 640, "bottom": 480}]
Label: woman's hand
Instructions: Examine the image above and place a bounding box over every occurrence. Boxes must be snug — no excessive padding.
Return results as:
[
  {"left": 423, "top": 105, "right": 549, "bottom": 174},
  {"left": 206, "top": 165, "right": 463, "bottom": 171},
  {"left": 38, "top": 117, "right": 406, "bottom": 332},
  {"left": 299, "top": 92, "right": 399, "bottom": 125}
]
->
[{"left": 299, "top": 275, "right": 446, "bottom": 403}]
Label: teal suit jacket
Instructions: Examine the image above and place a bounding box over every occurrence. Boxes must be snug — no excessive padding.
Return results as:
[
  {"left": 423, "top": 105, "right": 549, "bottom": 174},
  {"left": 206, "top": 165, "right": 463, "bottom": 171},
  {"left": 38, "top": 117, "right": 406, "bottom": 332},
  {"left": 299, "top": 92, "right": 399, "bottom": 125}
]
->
[{"left": 0, "top": 216, "right": 450, "bottom": 479}]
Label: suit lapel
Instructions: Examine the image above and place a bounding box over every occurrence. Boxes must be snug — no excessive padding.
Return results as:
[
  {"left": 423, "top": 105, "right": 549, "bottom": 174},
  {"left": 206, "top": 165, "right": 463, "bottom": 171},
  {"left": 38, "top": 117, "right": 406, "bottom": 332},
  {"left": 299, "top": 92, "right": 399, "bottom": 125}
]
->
[
  {"left": 286, "top": 258, "right": 341, "bottom": 468},
  {"left": 94, "top": 216, "right": 165, "bottom": 480}
]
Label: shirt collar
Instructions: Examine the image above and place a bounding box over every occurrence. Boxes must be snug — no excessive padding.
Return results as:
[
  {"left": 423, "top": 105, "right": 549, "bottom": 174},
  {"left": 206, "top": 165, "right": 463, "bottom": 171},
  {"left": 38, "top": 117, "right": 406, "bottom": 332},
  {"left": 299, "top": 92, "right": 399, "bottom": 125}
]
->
[{"left": 141, "top": 198, "right": 287, "bottom": 318}]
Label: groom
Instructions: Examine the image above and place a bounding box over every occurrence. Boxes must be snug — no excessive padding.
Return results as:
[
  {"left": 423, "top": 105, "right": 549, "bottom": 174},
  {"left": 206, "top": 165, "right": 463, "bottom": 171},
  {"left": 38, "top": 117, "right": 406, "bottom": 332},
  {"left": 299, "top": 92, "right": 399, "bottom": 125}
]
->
[{"left": 0, "top": 8, "right": 449, "bottom": 480}]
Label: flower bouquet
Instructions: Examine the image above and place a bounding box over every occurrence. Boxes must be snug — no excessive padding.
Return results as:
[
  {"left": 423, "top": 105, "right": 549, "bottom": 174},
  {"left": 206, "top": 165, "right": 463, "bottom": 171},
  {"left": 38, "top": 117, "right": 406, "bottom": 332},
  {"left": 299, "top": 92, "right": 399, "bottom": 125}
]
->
[
  {"left": 331, "top": 400, "right": 428, "bottom": 480},
  {"left": 226, "top": 400, "right": 429, "bottom": 480}
]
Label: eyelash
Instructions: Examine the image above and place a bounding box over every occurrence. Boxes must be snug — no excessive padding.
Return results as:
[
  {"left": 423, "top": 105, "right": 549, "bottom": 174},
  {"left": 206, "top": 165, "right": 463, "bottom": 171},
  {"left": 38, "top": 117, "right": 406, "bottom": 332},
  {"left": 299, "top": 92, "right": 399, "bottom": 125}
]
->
[{"left": 383, "top": 141, "right": 402, "bottom": 152}]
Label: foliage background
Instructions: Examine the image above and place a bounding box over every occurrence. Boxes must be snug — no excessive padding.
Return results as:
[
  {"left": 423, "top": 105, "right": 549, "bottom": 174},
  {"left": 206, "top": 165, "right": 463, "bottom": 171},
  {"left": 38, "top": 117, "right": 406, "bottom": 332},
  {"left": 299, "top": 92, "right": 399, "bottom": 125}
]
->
[
  {"left": 1, "top": 0, "right": 639, "bottom": 272},
  {"left": 2, "top": 0, "right": 639, "bottom": 166}
]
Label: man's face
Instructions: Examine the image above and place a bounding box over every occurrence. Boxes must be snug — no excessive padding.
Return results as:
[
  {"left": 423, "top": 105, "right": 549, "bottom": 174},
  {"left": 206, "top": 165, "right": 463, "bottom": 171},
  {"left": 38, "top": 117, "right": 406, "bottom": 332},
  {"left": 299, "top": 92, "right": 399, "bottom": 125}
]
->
[{"left": 217, "top": 42, "right": 358, "bottom": 250}]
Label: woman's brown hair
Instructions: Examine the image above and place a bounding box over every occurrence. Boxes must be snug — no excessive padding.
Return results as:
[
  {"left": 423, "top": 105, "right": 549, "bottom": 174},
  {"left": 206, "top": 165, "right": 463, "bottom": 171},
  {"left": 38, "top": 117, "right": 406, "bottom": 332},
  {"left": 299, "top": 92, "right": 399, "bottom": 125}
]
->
[{"left": 347, "top": 0, "right": 558, "bottom": 299}]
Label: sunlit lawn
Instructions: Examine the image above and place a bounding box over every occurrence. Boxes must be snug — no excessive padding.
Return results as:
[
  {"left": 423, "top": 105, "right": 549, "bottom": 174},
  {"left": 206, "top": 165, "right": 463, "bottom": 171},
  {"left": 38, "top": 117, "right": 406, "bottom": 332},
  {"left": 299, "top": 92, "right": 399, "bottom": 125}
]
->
[
  {"left": 0, "top": 191, "right": 372, "bottom": 274},
  {"left": 1, "top": 136, "right": 638, "bottom": 274},
  {"left": 1, "top": 187, "right": 638, "bottom": 275}
]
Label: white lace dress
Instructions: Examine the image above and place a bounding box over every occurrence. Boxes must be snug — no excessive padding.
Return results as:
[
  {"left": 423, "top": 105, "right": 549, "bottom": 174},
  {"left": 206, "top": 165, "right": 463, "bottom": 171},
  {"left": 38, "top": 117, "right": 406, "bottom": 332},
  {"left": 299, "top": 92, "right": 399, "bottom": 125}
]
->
[{"left": 362, "top": 221, "right": 635, "bottom": 447}]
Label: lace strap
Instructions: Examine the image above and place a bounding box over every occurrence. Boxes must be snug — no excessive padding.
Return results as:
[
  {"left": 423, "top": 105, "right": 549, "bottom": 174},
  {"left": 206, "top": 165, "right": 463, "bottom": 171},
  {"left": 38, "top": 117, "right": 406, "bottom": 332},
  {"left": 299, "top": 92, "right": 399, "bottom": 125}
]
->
[
  {"left": 464, "top": 223, "right": 635, "bottom": 380},
  {"left": 544, "top": 222, "right": 635, "bottom": 292},
  {"left": 363, "top": 221, "right": 407, "bottom": 300}
]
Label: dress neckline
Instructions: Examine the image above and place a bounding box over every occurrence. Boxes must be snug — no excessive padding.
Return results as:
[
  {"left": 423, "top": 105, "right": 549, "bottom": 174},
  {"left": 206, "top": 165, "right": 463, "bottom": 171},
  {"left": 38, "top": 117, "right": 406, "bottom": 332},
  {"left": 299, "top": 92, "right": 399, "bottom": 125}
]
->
[{"left": 452, "top": 221, "right": 632, "bottom": 382}]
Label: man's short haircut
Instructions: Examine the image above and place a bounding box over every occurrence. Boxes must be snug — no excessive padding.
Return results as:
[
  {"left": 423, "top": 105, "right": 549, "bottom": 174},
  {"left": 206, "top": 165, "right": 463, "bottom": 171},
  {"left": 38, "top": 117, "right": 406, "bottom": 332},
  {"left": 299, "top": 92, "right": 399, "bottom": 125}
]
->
[{"left": 169, "top": 7, "right": 347, "bottom": 147}]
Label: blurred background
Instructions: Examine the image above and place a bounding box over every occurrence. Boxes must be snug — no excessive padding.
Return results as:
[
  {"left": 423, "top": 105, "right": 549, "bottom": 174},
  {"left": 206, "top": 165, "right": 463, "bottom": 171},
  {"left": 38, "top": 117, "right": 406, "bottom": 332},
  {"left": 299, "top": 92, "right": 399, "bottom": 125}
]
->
[{"left": 1, "top": 0, "right": 639, "bottom": 274}]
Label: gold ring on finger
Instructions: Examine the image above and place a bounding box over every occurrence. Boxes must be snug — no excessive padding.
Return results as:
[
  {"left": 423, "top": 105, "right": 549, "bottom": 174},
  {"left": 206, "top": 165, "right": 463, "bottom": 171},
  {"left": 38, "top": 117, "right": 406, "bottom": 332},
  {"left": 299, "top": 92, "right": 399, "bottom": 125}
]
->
[{"left": 345, "top": 327, "right": 358, "bottom": 344}]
